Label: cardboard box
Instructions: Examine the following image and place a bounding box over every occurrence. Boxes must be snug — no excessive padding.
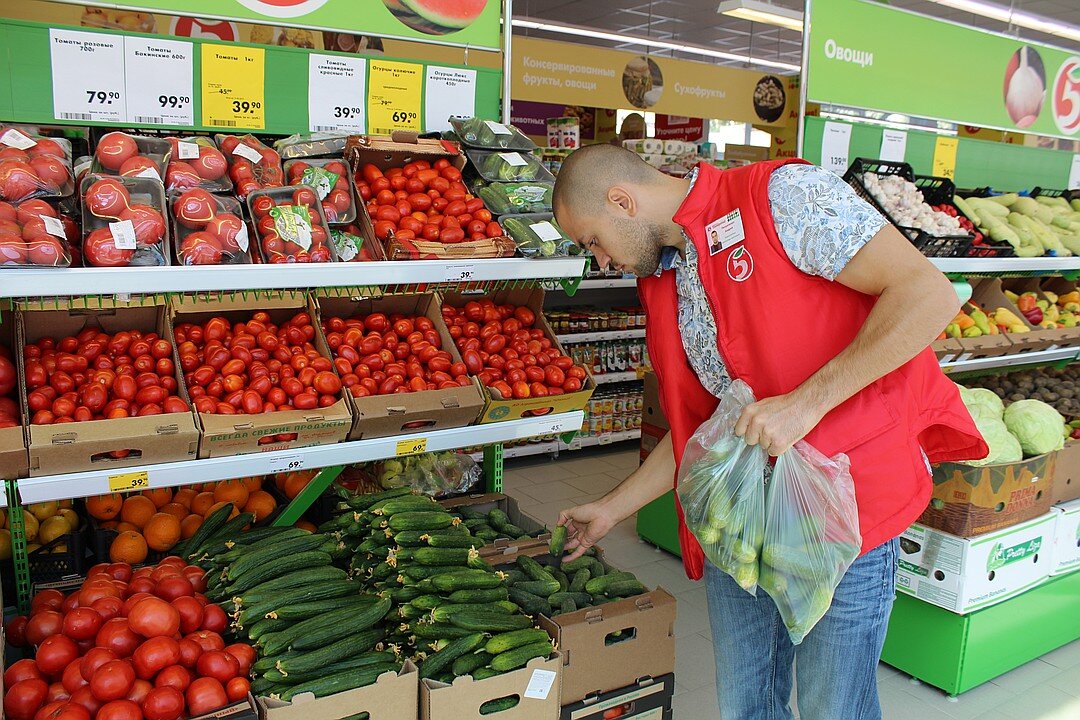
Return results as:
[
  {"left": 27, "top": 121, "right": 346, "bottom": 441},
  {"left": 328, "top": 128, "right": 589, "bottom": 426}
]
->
[
  {"left": 193, "top": 699, "right": 259, "bottom": 720},
  {"left": 931, "top": 338, "right": 964, "bottom": 364},
  {"left": 171, "top": 293, "right": 352, "bottom": 458},
  {"left": 256, "top": 662, "right": 417, "bottom": 720},
  {"left": 968, "top": 278, "right": 1064, "bottom": 354},
  {"left": 1051, "top": 440, "right": 1080, "bottom": 504},
  {"left": 918, "top": 453, "right": 1055, "bottom": 537},
  {"left": 0, "top": 303, "right": 28, "bottom": 481},
  {"left": 315, "top": 293, "right": 485, "bottom": 441},
  {"left": 486, "top": 546, "right": 677, "bottom": 704},
  {"left": 559, "top": 674, "right": 674, "bottom": 720},
  {"left": 421, "top": 653, "right": 561, "bottom": 720},
  {"left": 18, "top": 297, "right": 199, "bottom": 476},
  {"left": 1049, "top": 498, "right": 1080, "bottom": 576},
  {"left": 440, "top": 492, "right": 550, "bottom": 556},
  {"left": 895, "top": 514, "right": 1055, "bottom": 613},
  {"left": 442, "top": 288, "right": 595, "bottom": 424},
  {"left": 1002, "top": 277, "right": 1080, "bottom": 350}
]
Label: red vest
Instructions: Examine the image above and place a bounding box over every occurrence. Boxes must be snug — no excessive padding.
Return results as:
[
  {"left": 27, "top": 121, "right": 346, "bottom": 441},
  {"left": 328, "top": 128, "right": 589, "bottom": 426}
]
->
[{"left": 637, "top": 160, "right": 988, "bottom": 581}]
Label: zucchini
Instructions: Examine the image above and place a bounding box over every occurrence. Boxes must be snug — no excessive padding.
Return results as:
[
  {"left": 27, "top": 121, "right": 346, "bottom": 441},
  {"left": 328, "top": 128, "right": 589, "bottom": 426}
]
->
[
  {"left": 275, "top": 627, "right": 387, "bottom": 676},
  {"left": 447, "top": 587, "right": 508, "bottom": 604},
  {"left": 419, "top": 632, "right": 486, "bottom": 679},
  {"left": 228, "top": 551, "right": 334, "bottom": 594},
  {"left": 409, "top": 622, "right": 480, "bottom": 640},
  {"left": 388, "top": 512, "right": 456, "bottom": 532},
  {"left": 484, "top": 628, "right": 550, "bottom": 655},
  {"left": 446, "top": 612, "right": 532, "bottom": 633},
  {"left": 432, "top": 570, "right": 505, "bottom": 592},
  {"left": 507, "top": 588, "right": 551, "bottom": 617},
  {"left": 178, "top": 502, "right": 234, "bottom": 557},
  {"left": 452, "top": 651, "right": 493, "bottom": 677},
  {"left": 262, "top": 651, "right": 398, "bottom": 685},
  {"left": 490, "top": 640, "right": 552, "bottom": 672},
  {"left": 513, "top": 579, "right": 560, "bottom": 597},
  {"left": 549, "top": 525, "right": 568, "bottom": 559},
  {"left": 480, "top": 697, "right": 520, "bottom": 715},
  {"left": 516, "top": 556, "right": 555, "bottom": 583},
  {"left": 280, "top": 663, "right": 400, "bottom": 700},
  {"left": 261, "top": 595, "right": 391, "bottom": 656}
]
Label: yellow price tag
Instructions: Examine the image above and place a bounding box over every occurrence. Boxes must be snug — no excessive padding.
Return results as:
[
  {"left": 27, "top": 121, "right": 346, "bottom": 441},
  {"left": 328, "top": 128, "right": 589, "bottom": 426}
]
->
[
  {"left": 395, "top": 438, "right": 428, "bottom": 456},
  {"left": 201, "top": 44, "right": 265, "bottom": 130},
  {"left": 108, "top": 470, "right": 149, "bottom": 493},
  {"left": 932, "top": 137, "right": 959, "bottom": 180},
  {"left": 367, "top": 60, "right": 422, "bottom": 135}
]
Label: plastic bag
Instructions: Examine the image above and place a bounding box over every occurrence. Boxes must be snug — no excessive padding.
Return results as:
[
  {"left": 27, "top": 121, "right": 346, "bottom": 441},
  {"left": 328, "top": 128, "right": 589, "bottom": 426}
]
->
[
  {"left": 676, "top": 380, "right": 767, "bottom": 593},
  {"left": 760, "top": 442, "right": 862, "bottom": 644},
  {"left": 377, "top": 451, "right": 481, "bottom": 498}
]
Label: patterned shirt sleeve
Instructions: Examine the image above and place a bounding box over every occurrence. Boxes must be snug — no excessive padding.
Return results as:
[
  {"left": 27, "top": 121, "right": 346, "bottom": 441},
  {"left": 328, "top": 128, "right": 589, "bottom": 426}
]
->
[{"left": 767, "top": 163, "right": 887, "bottom": 280}]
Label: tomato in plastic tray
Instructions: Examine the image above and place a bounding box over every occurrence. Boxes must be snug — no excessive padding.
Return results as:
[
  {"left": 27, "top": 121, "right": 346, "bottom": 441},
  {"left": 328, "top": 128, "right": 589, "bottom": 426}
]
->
[
  {"left": 246, "top": 185, "right": 337, "bottom": 264},
  {"left": 169, "top": 188, "right": 251, "bottom": 266},
  {"left": 80, "top": 174, "right": 170, "bottom": 267},
  {"left": 0, "top": 126, "right": 75, "bottom": 203}
]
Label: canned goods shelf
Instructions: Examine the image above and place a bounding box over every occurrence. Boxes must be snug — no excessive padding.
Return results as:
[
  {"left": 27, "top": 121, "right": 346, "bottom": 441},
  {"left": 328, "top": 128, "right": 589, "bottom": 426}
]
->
[
  {"left": 594, "top": 371, "right": 645, "bottom": 384},
  {"left": 557, "top": 328, "right": 647, "bottom": 343},
  {"left": 472, "top": 429, "right": 641, "bottom": 461}
]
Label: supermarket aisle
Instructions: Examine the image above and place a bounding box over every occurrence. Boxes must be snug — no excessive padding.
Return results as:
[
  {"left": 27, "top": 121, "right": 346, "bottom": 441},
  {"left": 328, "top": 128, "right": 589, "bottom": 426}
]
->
[{"left": 502, "top": 446, "right": 1080, "bottom": 720}]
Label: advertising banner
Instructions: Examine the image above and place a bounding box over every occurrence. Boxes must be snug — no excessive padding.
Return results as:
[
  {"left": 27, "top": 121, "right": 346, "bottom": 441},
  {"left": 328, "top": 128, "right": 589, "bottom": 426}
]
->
[
  {"left": 655, "top": 115, "right": 706, "bottom": 141},
  {"left": 807, "top": 0, "right": 1080, "bottom": 140}
]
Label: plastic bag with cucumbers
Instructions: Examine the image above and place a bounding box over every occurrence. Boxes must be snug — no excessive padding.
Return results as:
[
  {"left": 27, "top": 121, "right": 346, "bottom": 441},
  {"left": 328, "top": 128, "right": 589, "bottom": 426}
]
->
[
  {"left": 759, "top": 441, "right": 861, "bottom": 644},
  {"left": 676, "top": 380, "right": 767, "bottom": 594},
  {"left": 377, "top": 451, "right": 482, "bottom": 498}
]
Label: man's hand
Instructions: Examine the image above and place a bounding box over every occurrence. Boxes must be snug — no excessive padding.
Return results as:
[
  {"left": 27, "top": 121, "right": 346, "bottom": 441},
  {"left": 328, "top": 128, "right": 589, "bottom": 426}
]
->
[
  {"left": 558, "top": 502, "right": 620, "bottom": 562},
  {"left": 735, "top": 391, "right": 824, "bottom": 457}
]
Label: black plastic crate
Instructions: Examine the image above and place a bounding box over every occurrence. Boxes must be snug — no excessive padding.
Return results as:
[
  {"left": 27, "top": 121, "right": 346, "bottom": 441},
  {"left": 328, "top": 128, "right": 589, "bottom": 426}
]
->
[
  {"left": 559, "top": 673, "right": 675, "bottom": 720},
  {"left": 87, "top": 517, "right": 170, "bottom": 567},
  {"left": 28, "top": 526, "right": 90, "bottom": 583},
  {"left": 916, "top": 176, "right": 1014, "bottom": 258},
  {"left": 843, "top": 158, "right": 980, "bottom": 258},
  {"left": 1031, "top": 187, "right": 1079, "bottom": 202}
]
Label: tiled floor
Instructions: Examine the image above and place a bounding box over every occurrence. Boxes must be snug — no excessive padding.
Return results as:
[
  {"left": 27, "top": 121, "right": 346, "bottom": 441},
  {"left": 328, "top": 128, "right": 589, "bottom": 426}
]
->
[{"left": 502, "top": 444, "right": 1080, "bottom": 720}]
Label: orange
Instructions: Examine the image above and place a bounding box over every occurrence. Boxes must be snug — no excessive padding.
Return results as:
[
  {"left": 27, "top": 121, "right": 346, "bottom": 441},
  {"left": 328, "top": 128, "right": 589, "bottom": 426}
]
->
[
  {"left": 295, "top": 520, "right": 317, "bottom": 533},
  {"left": 180, "top": 514, "right": 203, "bottom": 540},
  {"left": 283, "top": 472, "right": 314, "bottom": 500},
  {"left": 159, "top": 503, "right": 188, "bottom": 521},
  {"left": 120, "top": 495, "right": 157, "bottom": 529},
  {"left": 213, "top": 480, "right": 249, "bottom": 509},
  {"left": 242, "top": 491, "right": 277, "bottom": 522},
  {"left": 240, "top": 476, "right": 263, "bottom": 493},
  {"left": 191, "top": 492, "right": 216, "bottom": 517},
  {"left": 99, "top": 520, "right": 119, "bottom": 530},
  {"left": 115, "top": 522, "right": 139, "bottom": 534},
  {"left": 172, "top": 488, "right": 197, "bottom": 510},
  {"left": 205, "top": 501, "right": 240, "bottom": 521},
  {"left": 143, "top": 513, "right": 182, "bottom": 552},
  {"left": 109, "top": 531, "right": 148, "bottom": 564},
  {"left": 141, "top": 487, "right": 173, "bottom": 509},
  {"left": 87, "top": 493, "right": 123, "bottom": 521}
]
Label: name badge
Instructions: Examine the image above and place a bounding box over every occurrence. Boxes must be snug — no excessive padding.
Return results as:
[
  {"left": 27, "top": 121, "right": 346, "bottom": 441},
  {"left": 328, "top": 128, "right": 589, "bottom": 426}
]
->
[{"left": 706, "top": 209, "right": 745, "bottom": 256}]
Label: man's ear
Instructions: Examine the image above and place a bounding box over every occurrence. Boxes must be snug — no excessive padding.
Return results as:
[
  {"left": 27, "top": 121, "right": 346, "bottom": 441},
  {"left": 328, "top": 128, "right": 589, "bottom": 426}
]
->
[{"left": 607, "top": 186, "right": 636, "bottom": 217}]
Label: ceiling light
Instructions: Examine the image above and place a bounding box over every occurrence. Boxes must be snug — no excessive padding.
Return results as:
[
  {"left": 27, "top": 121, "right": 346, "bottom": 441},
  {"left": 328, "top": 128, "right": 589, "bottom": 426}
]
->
[
  {"left": 510, "top": 17, "right": 801, "bottom": 72},
  {"left": 717, "top": 1, "right": 804, "bottom": 32},
  {"left": 920, "top": 0, "right": 1080, "bottom": 43}
]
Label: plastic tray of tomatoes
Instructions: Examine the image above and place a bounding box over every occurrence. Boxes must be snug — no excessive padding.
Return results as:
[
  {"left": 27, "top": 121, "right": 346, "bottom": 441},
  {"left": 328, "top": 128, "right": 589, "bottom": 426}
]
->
[
  {"left": 91, "top": 131, "right": 171, "bottom": 183},
  {"left": 284, "top": 157, "right": 356, "bottom": 225},
  {"left": 216, "top": 133, "right": 284, "bottom": 200},
  {"left": 246, "top": 185, "right": 337, "bottom": 264},
  {"left": 169, "top": 189, "right": 251, "bottom": 266},
  {"left": 0, "top": 199, "right": 77, "bottom": 267},
  {"left": 275, "top": 131, "right": 350, "bottom": 160},
  {"left": 80, "top": 174, "right": 171, "bottom": 267},
  {"left": 332, "top": 225, "right": 386, "bottom": 262},
  {"left": 0, "top": 127, "right": 75, "bottom": 203},
  {"left": 163, "top": 135, "right": 233, "bottom": 194}
]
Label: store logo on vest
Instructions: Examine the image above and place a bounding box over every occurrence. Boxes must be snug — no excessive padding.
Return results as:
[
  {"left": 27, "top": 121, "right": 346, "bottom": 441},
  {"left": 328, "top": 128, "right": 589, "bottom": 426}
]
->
[{"left": 726, "top": 246, "right": 754, "bottom": 282}]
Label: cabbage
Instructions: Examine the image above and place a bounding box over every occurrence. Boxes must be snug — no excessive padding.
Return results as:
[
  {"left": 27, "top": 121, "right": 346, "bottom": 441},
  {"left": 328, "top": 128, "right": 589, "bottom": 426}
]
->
[
  {"left": 961, "top": 387, "right": 1005, "bottom": 420},
  {"left": 964, "top": 417, "right": 1023, "bottom": 466},
  {"left": 1002, "top": 399, "right": 1065, "bottom": 456}
]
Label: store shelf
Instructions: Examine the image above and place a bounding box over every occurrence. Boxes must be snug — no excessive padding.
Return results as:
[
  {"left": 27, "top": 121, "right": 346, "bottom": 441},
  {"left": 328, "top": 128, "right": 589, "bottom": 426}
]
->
[
  {"left": 0, "top": 258, "right": 589, "bottom": 299},
  {"left": 473, "top": 428, "right": 640, "bottom": 460},
  {"left": 15, "top": 411, "right": 585, "bottom": 505},
  {"left": 557, "top": 328, "right": 646, "bottom": 343},
  {"left": 594, "top": 371, "right": 644, "bottom": 384},
  {"left": 940, "top": 347, "right": 1079, "bottom": 374},
  {"left": 572, "top": 277, "right": 638, "bottom": 290},
  {"left": 930, "top": 257, "right": 1080, "bottom": 277}
]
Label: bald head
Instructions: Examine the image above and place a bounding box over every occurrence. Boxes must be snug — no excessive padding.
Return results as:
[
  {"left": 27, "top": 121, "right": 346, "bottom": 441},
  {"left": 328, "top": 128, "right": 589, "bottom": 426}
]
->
[{"left": 552, "top": 144, "right": 665, "bottom": 219}]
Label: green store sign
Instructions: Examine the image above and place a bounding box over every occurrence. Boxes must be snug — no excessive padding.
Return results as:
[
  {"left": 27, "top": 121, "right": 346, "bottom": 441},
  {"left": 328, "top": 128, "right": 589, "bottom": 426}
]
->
[{"left": 807, "top": 0, "right": 1080, "bottom": 140}]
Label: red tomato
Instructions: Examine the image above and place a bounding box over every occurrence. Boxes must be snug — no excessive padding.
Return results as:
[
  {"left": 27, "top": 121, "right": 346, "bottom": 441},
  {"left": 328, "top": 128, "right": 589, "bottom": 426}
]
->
[
  {"left": 80, "top": 648, "right": 118, "bottom": 683},
  {"left": 128, "top": 597, "right": 180, "bottom": 639},
  {"left": 36, "top": 635, "right": 79, "bottom": 676},
  {"left": 6, "top": 660, "right": 45, "bottom": 687},
  {"left": 142, "top": 686, "right": 184, "bottom": 720},
  {"left": 68, "top": 688, "right": 103, "bottom": 718},
  {"left": 62, "top": 660, "right": 88, "bottom": 695},
  {"left": 95, "top": 619, "right": 142, "bottom": 658},
  {"left": 125, "top": 680, "right": 152, "bottom": 706},
  {"left": 133, "top": 636, "right": 181, "bottom": 680},
  {"left": 184, "top": 631, "right": 225, "bottom": 654},
  {"left": 62, "top": 608, "right": 103, "bottom": 642},
  {"left": 37, "top": 702, "right": 89, "bottom": 720},
  {"left": 5, "top": 678, "right": 49, "bottom": 720},
  {"left": 225, "top": 677, "right": 250, "bottom": 703},
  {"left": 222, "top": 644, "right": 255, "bottom": 676},
  {"left": 170, "top": 597, "right": 203, "bottom": 635},
  {"left": 89, "top": 661, "right": 135, "bottom": 702},
  {"left": 177, "top": 639, "right": 202, "bottom": 669},
  {"left": 196, "top": 651, "right": 239, "bottom": 684},
  {"left": 153, "top": 665, "right": 191, "bottom": 692},
  {"left": 95, "top": 699, "right": 141, "bottom": 720},
  {"left": 185, "top": 678, "right": 228, "bottom": 716}
]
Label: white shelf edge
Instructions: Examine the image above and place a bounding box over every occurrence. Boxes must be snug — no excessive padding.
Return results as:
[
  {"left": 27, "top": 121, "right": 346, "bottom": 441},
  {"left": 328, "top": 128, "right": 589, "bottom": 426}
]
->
[
  {"left": 930, "top": 258, "right": 1080, "bottom": 274},
  {"left": 472, "top": 428, "right": 641, "bottom": 461},
  {"left": 16, "top": 411, "right": 584, "bottom": 504},
  {"left": 940, "top": 347, "right": 1079, "bottom": 373},
  {"left": 0, "top": 257, "right": 589, "bottom": 298},
  {"left": 594, "top": 371, "right": 644, "bottom": 384},
  {"left": 569, "top": 277, "right": 638, "bottom": 290},
  {"left": 557, "top": 328, "right": 646, "bottom": 343}
]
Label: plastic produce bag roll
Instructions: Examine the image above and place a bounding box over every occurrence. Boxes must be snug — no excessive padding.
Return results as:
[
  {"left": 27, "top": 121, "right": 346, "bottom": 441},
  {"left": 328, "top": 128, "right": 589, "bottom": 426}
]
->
[{"left": 676, "top": 380, "right": 767, "bottom": 594}]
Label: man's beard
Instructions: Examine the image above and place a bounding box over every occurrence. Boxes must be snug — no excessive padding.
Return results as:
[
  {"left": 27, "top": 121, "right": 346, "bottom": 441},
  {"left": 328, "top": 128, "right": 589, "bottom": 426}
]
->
[{"left": 613, "top": 217, "right": 665, "bottom": 277}]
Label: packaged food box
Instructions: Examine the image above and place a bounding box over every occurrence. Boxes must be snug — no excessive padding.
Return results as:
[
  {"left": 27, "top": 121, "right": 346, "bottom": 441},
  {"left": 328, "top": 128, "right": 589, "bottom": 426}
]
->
[
  {"left": 0, "top": 198, "right": 75, "bottom": 268},
  {"left": 216, "top": 134, "right": 284, "bottom": 200}
]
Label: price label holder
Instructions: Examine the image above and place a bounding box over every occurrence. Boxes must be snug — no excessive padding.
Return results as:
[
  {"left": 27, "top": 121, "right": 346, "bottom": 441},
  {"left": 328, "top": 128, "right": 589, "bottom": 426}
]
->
[
  {"left": 1068, "top": 154, "right": 1080, "bottom": 189},
  {"left": 445, "top": 263, "right": 476, "bottom": 282},
  {"left": 367, "top": 60, "right": 422, "bottom": 134},
  {"left": 268, "top": 455, "right": 304, "bottom": 475},
  {"left": 880, "top": 129, "right": 907, "bottom": 162},
  {"left": 308, "top": 54, "right": 366, "bottom": 133},
  {"left": 821, "top": 122, "right": 852, "bottom": 174},
  {"left": 597, "top": 434, "right": 613, "bottom": 445},
  {"left": 201, "top": 44, "right": 265, "bottom": 130},
  {"left": 50, "top": 29, "right": 127, "bottom": 123},
  {"left": 424, "top": 66, "right": 476, "bottom": 133},
  {"left": 124, "top": 37, "right": 194, "bottom": 126},
  {"left": 108, "top": 470, "right": 149, "bottom": 492},
  {"left": 396, "top": 437, "right": 428, "bottom": 456},
  {"left": 932, "top": 136, "right": 959, "bottom": 180}
]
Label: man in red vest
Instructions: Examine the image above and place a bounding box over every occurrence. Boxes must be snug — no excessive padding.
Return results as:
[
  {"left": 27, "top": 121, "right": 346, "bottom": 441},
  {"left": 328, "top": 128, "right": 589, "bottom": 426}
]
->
[{"left": 552, "top": 145, "right": 986, "bottom": 720}]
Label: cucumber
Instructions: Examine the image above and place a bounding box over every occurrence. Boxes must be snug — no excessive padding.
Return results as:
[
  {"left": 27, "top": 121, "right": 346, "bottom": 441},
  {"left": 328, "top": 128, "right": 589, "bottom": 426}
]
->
[
  {"left": 261, "top": 595, "right": 391, "bottom": 656},
  {"left": 261, "top": 651, "right": 398, "bottom": 685},
  {"left": 487, "top": 508, "right": 512, "bottom": 532},
  {"left": 516, "top": 556, "right": 555, "bottom": 583},
  {"left": 280, "top": 663, "right": 399, "bottom": 700},
  {"left": 375, "top": 497, "right": 441, "bottom": 515},
  {"left": 480, "top": 697, "right": 520, "bottom": 715},
  {"left": 409, "top": 594, "right": 444, "bottom": 611},
  {"left": 452, "top": 651, "right": 493, "bottom": 677},
  {"left": 409, "top": 622, "right": 481, "bottom": 640},
  {"left": 561, "top": 556, "right": 604, "bottom": 575},
  {"left": 507, "top": 588, "right": 551, "bottom": 617},
  {"left": 403, "top": 564, "right": 466, "bottom": 580},
  {"left": 548, "top": 591, "right": 591, "bottom": 607},
  {"left": 195, "top": 512, "right": 256, "bottom": 556},
  {"left": 275, "top": 627, "right": 387, "bottom": 676},
  {"left": 513, "top": 579, "right": 560, "bottom": 597},
  {"left": 419, "top": 632, "right": 486, "bottom": 679},
  {"left": 584, "top": 572, "right": 638, "bottom": 596},
  {"left": 228, "top": 551, "right": 334, "bottom": 594},
  {"left": 414, "top": 547, "right": 488, "bottom": 569},
  {"left": 245, "top": 616, "right": 290, "bottom": 641},
  {"left": 389, "top": 512, "right": 456, "bottom": 532},
  {"left": 475, "top": 529, "right": 500, "bottom": 542},
  {"left": 484, "top": 628, "right": 550, "bottom": 655},
  {"left": 447, "top": 587, "right": 508, "bottom": 604},
  {"left": 399, "top": 604, "right": 429, "bottom": 620},
  {"left": 552, "top": 569, "right": 569, "bottom": 592},
  {"left": 558, "top": 597, "right": 577, "bottom": 615},
  {"left": 569, "top": 568, "right": 590, "bottom": 593},
  {"left": 178, "top": 502, "right": 234, "bottom": 558},
  {"left": 549, "top": 525, "right": 568, "bottom": 559},
  {"left": 391, "top": 531, "right": 431, "bottom": 547},
  {"left": 236, "top": 566, "right": 348, "bottom": 604},
  {"left": 389, "top": 586, "right": 424, "bottom": 603},
  {"left": 472, "top": 667, "right": 501, "bottom": 681},
  {"left": 347, "top": 487, "right": 415, "bottom": 510},
  {"left": 269, "top": 593, "right": 374, "bottom": 621},
  {"left": 490, "top": 640, "right": 552, "bottom": 672},
  {"left": 598, "top": 579, "right": 646, "bottom": 598},
  {"left": 446, "top": 612, "right": 532, "bottom": 633},
  {"left": 431, "top": 570, "right": 505, "bottom": 592},
  {"left": 429, "top": 602, "right": 514, "bottom": 622},
  {"left": 239, "top": 581, "right": 361, "bottom": 624},
  {"left": 228, "top": 533, "right": 340, "bottom": 580},
  {"left": 424, "top": 534, "right": 480, "bottom": 549}
]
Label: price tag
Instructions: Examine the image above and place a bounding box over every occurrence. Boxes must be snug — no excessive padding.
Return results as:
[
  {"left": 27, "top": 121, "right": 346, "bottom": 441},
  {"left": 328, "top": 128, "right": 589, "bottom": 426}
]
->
[
  {"left": 232, "top": 141, "right": 264, "bottom": 164},
  {"left": 109, "top": 220, "right": 137, "bottom": 250},
  {"left": 932, "top": 136, "right": 959, "bottom": 180},
  {"left": 0, "top": 129, "right": 37, "bottom": 150},
  {"left": 524, "top": 669, "right": 557, "bottom": 700},
  {"left": 201, "top": 44, "right": 265, "bottom": 130},
  {"left": 530, "top": 221, "right": 562, "bottom": 242},
  {"left": 598, "top": 434, "right": 613, "bottom": 445},
  {"left": 41, "top": 215, "right": 66, "bottom": 238},
  {"left": 177, "top": 141, "right": 200, "bottom": 160},
  {"left": 485, "top": 120, "right": 512, "bottom": 135},
  {"left": 880, "top": 130, "right": 907, "bottom": 162},
  {"left": 499, "top": 152, "right": 528, "bottom": 167},
  {"left": 235, "top": 223, "right": 250, "bottom": 253},
  {"left": 124, "top": 37, "right": 193, "bottom": 126},
  {"left": 108, "top": 470, "right": 148, "bottom": 492},
  {"left": 445, "top": 264, "right": 476, "bottom": 282},
  {"left": 1069, "top": 154, "right": 1080, "bottom": 190},
  {"left": 424, "top": 66, "right": 476, "bottom": 133},
  {"left": 135, "top": 166, "right": 162, "bottom": 181},
  {"left": 367, "top": 60, "right": 422, "bottom": 134},
  {"left": 395, "top": 437, "right": 428, "bottom": 456},
  {"left": 308, "top": 53, "right": 366, "bottom": 133},
  {"left": 820, "top": 122, "right": 852, "bottom": 174},
  {"left": 268, "top": 455, "right": 304, "bottom": 475},
  {"left": 50, "top": 29, "right": 127, "bottom": 123}
]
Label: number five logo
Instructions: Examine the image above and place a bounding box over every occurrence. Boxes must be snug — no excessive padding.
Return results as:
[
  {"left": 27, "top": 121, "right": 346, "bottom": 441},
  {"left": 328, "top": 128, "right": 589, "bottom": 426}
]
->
[
  {"left": 1052, "top": 57, "right": 1080, "bottom": 136},
  {"left": 727, "top": 246, "right": 754, "bottom": 282}
]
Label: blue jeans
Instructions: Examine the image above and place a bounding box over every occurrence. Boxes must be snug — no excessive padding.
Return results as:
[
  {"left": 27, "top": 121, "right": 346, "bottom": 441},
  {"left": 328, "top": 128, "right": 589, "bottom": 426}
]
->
[{"left": 704, "top": 538, "right": 899, "bottom": 720}]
